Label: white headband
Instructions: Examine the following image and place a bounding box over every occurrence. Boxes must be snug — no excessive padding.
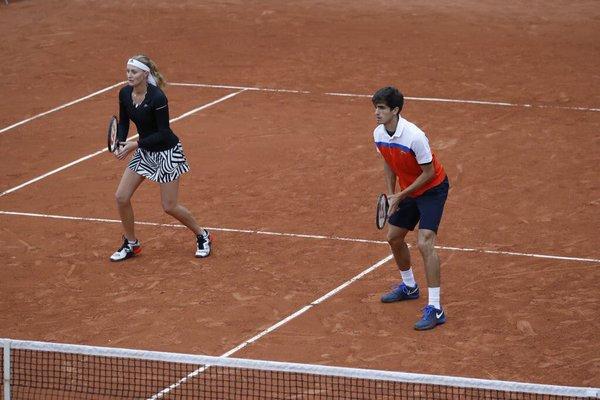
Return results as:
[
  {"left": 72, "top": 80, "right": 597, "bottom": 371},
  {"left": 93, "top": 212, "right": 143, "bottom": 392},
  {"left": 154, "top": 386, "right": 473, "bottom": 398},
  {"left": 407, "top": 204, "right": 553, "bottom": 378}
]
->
[{"left": 127, "top": 58, "right": 157, "bottom": 86}]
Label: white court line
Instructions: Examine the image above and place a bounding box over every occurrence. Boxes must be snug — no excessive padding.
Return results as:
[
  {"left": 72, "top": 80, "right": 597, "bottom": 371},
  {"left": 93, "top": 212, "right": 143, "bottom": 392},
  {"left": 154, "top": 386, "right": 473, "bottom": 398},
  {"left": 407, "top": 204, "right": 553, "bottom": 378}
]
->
[
  {"left": 170, "top": 82, "right": 311, "bottom": 94},
  {"left": 0, "top": 212, "right": 597, "bottom": 399},
  {"left": 328, "top": 92, "right": 600, "bottom": 112},
  {"left": 219, "top": 254, "right": 394, "bottom": 358},
  {"left": 169, "top": 82, "right": 600, "bottom": 113},
  {"left": 0, "top": 89, "right": 247, "bottom": 198},
  {"left": 1, "top": 210, "right": 599, "bottom": 264},
  {"left": 0, "top": 81, "right": 126, "bottom": 135},
  {"left": 148, "top": 253, "right": 394, "bottom": 399}
]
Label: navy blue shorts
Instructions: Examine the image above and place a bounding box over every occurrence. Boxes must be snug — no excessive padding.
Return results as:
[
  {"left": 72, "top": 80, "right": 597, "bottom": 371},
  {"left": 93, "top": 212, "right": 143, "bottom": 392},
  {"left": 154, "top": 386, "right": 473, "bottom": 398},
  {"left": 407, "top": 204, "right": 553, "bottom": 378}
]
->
[{"left": 388, "top": 177, "right": 449, "bottom": 233}]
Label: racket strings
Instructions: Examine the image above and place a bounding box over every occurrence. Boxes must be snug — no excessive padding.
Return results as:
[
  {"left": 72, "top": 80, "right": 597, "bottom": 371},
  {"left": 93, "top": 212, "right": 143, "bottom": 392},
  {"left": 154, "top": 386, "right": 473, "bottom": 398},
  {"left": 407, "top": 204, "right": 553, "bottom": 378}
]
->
[
  {"left": 376, "top": 194, "right": 389, "bottom": 229},
  {"left": 108, "top": 116, "right": 119, "bottom": 152}
]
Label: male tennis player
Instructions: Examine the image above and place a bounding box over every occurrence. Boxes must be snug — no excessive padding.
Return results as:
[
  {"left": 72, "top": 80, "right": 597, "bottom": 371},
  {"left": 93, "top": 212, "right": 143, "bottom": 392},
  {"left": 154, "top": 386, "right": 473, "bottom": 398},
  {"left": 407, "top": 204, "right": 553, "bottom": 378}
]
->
[{"left": 372, "top": 86, "right": 449, "bottom": 330}]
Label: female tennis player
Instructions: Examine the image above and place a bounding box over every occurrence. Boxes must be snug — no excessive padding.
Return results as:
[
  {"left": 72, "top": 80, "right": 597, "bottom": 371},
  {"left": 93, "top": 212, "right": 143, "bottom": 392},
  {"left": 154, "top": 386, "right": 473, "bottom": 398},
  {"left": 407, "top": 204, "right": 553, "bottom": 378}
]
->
[{"left": 109, "top": 55, "right": 211, "bottom": 262}]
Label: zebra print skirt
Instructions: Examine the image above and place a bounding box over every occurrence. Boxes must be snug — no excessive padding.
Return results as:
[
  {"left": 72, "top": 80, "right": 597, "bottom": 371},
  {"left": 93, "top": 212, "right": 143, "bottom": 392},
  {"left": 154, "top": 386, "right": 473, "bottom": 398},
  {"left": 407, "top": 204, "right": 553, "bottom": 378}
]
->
[{"left": 127, "top": 142, "right": 190, "bottom": 183}]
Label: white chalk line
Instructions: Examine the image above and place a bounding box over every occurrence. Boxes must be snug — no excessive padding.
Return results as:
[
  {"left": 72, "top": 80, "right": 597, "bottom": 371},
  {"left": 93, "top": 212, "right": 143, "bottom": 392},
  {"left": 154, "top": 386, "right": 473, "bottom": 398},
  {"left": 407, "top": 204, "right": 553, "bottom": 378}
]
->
[
  {"left": 171, "top": 82, "right": 311, "bottom": 94},
  {"left": 2, "top": 79, "right": 596, "bottom": 140},
  {"left": 169, "top": 82, "right": 600, "bottom": 113},
  {"left": 0, "top": 210, "right": 598, "bottom": 264},
  {"left": 1, "top": 68, "right": 597, "bottom": 400},
  {"left": 147, "top": 254, "right": 394, "bottom": 399},
  {"left": 0, "top": 90, "right": 247, "bottom": 198},
  {"left": 0, "top": 81, "right": 126, "bottom": 135}
]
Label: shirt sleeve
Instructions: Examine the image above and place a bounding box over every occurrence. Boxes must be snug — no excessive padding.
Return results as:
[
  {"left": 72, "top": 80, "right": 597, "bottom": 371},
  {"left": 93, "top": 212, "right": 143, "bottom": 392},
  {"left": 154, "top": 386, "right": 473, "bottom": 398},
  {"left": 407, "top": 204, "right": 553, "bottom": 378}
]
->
[
  {"left": 137, "top": 96, "right": 171, "bottom": 149},
  {"left": 117, "top": 89, "right": 130, "bottom": 142},
  {"left": 373, "top": 128, "right": 381, "bottom": 154},
  {"left": 411, "top": 134, "right": 433, "bottom": 164}
]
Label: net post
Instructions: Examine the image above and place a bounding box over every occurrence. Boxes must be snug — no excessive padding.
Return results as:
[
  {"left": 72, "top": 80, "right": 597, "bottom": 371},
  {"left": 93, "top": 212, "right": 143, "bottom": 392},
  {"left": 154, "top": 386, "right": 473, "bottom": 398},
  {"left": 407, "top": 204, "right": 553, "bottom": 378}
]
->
[{"left": 2, "top": 340, "right": 10, "bottom": 400}]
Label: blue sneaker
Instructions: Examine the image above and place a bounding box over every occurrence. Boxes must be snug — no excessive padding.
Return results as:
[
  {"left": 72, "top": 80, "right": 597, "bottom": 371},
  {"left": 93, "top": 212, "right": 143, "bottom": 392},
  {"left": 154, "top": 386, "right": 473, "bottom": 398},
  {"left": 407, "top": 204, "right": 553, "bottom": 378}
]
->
[
  {"left": 414, "top": 305, "right": 446, "bottom": 330},
  {"left": 380, "top": 283, "right": 420, "bottom": 303}
]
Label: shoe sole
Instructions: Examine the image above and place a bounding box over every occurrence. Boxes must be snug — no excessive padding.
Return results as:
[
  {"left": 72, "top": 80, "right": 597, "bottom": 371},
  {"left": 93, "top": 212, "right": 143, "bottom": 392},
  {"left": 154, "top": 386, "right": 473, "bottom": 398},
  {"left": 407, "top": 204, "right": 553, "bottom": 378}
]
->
[
  {"left": 380, "top": 295, "right": 420, "bottom": 303},
  {"left": 414, "top": 319, "right": 446, "bottom": 331},
  {"left": 110, "top": 254, "right": 136, "bottom": 262},
  {"left": 110, "top": 247, "right": 141, "bottom": 262}
]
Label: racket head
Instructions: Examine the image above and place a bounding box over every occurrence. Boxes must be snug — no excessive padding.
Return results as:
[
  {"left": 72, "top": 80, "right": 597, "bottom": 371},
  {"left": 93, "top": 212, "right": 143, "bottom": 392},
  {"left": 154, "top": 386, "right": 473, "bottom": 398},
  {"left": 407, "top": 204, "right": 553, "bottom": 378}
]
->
[
  {"left": 376, "top": 193, "right": 389, "bottom": 230},
  {"left": 107, "top": 115, "right": 119, "bottom": 152}
]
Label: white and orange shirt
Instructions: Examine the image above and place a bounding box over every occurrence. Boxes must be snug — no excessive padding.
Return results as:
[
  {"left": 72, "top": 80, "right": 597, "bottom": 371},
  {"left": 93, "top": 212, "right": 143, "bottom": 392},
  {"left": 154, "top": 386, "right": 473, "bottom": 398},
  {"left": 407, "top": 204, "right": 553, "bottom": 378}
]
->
[{"left": 373, "top": 116, "right": 446, "bottom": 197}]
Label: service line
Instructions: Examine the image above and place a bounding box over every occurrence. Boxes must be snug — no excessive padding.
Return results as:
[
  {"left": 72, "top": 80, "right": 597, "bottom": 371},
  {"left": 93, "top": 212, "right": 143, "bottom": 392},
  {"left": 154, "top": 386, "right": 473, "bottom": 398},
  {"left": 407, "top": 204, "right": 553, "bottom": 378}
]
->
[{"left": 1, "top": 210, "right": 598, "bottom": 264}]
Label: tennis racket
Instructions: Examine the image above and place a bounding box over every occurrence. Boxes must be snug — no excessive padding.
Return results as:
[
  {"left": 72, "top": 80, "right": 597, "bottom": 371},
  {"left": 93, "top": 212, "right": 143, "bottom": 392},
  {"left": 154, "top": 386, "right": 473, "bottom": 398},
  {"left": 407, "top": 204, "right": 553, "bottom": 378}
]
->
[
  {"left": 107, "top": 115, "right": 121, "bottom": 153},
  {"left": 375, "top": 193, "right": 389, "bottom": 230}
]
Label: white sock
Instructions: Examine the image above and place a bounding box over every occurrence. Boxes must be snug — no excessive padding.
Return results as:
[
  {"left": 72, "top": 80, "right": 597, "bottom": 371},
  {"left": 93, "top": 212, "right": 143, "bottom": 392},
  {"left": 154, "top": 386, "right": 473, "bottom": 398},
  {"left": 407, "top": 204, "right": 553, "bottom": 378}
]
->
[
  {"left": 127, "top": 239, "right": 137, "bottom": 244},
  {"left": 400, "top": 268, "right": 416, "bottom": 288},
  {"left": 428, "top": 287, "right": 441, "bottom": 309}
]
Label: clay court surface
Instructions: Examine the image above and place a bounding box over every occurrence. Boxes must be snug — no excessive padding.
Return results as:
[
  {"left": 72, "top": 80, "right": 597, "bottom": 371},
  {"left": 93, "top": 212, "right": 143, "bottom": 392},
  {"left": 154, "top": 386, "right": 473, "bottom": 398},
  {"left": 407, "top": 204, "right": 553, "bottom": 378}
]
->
[{"left": 0, "top": 0, "right": 599, "bottom": 391}]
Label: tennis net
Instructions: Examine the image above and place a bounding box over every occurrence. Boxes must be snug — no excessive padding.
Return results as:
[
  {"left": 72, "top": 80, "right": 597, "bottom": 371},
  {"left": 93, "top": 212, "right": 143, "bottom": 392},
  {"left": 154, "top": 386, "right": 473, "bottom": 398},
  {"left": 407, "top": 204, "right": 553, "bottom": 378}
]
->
[{"left": 1, "top": 339, "right": 598, "bottom": 400}]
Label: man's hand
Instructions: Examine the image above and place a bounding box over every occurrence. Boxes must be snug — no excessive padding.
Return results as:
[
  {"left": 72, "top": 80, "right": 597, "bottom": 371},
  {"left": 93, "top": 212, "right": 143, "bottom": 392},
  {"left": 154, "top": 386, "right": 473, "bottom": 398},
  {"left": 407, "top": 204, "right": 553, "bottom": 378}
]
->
[{"left": 387, "top": 191, "right": 407, "bottom": 213}]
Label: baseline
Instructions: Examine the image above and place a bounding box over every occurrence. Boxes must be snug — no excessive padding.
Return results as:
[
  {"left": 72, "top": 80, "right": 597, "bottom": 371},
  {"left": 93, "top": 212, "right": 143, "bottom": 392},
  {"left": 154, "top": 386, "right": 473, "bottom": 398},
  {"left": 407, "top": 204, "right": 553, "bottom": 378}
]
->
[{"left": 170, "top": 82, "right": 600, "bottom": 113}]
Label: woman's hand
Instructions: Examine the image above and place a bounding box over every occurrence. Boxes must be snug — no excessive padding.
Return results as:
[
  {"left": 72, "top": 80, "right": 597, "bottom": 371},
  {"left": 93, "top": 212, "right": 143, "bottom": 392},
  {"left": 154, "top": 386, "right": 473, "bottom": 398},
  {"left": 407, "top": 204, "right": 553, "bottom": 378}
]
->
[{"left": 115, "top": 141, "right": 138, "bottom": 160}]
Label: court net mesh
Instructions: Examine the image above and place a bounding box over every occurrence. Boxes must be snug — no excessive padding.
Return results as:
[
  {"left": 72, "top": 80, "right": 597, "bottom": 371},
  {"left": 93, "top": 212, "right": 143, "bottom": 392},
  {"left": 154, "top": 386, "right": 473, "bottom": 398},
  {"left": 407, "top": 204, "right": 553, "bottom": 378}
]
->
[{"left": 1, "top": 339, "right": 598, "bottom": 400}]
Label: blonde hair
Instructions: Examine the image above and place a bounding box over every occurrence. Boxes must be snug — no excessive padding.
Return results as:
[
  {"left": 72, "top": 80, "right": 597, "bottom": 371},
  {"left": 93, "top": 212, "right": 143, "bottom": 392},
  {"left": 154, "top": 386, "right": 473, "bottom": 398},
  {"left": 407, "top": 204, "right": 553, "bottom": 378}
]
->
[{"left": 132, "top": 54, "right": 166, "bottom": 89}]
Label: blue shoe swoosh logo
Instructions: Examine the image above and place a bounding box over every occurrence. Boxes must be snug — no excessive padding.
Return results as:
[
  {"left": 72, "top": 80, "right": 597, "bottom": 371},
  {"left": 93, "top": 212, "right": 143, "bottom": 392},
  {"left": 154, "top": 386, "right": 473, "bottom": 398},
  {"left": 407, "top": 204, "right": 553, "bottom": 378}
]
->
[{"left": 436, "top": 311, "right": 444, "bottom": 319}]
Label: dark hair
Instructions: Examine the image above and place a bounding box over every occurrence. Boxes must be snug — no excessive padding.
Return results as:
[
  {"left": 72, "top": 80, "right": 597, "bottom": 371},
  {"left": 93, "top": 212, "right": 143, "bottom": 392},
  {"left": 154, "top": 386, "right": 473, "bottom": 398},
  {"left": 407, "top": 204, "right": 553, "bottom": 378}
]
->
[{"left": 372, "top": 86, "right": 404, "bottom": 113}]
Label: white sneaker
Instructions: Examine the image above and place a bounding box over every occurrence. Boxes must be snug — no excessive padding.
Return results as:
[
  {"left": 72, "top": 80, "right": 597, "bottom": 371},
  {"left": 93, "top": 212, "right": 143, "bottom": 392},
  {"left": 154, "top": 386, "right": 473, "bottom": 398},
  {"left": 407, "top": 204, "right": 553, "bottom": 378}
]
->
[
  {"left": 195, "top": 230, "right": 211, "bottom": 258},
  {"left": 110, "top": 236, "right": 141, "bottom": 262}
]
